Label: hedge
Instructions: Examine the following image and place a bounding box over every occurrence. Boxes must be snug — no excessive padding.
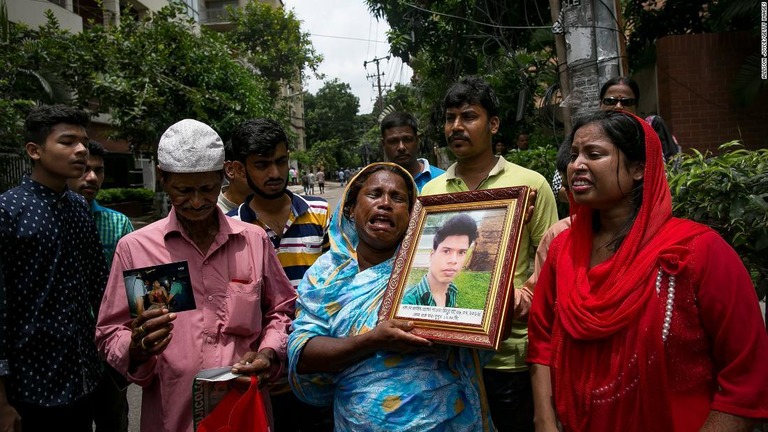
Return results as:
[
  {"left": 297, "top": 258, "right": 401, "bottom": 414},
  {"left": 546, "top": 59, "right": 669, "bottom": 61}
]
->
[
  {"left": 668, "top": 142, "right": 768, "bottom": 301},
  {"left": 96, "top": 188, "right": 155, "bottom": 204}
]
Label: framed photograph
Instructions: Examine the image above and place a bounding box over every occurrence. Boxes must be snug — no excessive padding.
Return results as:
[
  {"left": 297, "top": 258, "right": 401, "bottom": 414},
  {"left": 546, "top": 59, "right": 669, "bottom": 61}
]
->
[
  {"left": 379, "top": 186, "right": 530, "bottom": 350},
  {"left": 123, "top": 261, "right": 196, "bottom": 318}
]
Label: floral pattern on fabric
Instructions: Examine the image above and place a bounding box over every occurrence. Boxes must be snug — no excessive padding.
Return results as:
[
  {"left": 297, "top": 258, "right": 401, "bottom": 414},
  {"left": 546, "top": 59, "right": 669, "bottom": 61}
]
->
[{"left": 288, "top": 163, "right": 493, "bottom": 431}]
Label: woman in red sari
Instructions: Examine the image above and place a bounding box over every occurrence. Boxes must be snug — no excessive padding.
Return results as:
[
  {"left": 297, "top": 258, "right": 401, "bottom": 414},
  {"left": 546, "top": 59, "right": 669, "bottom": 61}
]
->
[{"left": 528, "top": 110, "right": 768, "bottom": 431}]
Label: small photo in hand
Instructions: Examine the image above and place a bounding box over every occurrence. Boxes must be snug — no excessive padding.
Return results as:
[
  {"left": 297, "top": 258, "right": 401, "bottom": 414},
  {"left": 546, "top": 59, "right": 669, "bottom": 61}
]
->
[{"left": 123, "top": 261, "right": 196, "bottom": 318}]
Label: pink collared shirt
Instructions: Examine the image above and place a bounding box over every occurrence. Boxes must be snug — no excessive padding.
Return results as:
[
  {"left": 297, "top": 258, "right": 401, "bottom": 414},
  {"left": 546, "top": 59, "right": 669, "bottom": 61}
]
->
[{"left": 96, "top": 208, "right": 295, "bottom": 432}]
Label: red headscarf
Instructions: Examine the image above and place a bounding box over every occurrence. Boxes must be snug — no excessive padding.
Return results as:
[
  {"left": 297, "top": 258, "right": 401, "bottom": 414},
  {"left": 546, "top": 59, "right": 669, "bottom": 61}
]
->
[{"left": 551, "top": 112, "right": 710, "bottom": 431}]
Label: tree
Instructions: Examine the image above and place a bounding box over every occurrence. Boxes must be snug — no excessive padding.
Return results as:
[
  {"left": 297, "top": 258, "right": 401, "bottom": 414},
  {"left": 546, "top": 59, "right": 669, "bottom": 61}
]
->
[
  {"left": 306, "top": 138, "right": 361, "bottom": 173},
  {"left": 304, "top": 79, "right": 360, "bottom": 146},
  {"left": 0, "top": 4, "right": 71, "bottom": 151},
  {"left": 0, "top": 2, "right": 275, "bottom": 153},
  {"left": 225, "top": 1, "right": 323, "bottom": 100},
  {"left": 365, "top": 0, "right": 555, "bottom": 145},
  {"left": 71, "top": 4, "right": 273, "bottom": 149},
  {"left": 381, "top": 83, "right": 421, "bottom": 116},
  {"left": 303, "top": 79, "right": 364, "bottom": 170}
]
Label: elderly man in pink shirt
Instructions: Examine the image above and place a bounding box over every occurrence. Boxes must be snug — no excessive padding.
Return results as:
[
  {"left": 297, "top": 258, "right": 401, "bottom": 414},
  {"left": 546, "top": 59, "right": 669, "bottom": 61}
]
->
[{"left": 95, "top": 119, "right": 295, "bottom": 432}]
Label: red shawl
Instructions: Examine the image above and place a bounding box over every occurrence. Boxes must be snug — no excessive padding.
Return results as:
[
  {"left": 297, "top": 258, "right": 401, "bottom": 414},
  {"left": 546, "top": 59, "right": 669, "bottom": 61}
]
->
[{"left": 552, "top": 113, "right": 710, "bottom": 431}]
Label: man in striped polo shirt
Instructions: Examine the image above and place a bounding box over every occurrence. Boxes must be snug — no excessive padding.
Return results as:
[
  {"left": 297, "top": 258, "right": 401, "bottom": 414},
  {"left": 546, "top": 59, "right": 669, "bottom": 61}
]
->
[
  {"left": 68, "top": 139, "right": 134, "bottom": 432},
  {"left": 226, "top": 118, "right": 332, "bottom": 431}
]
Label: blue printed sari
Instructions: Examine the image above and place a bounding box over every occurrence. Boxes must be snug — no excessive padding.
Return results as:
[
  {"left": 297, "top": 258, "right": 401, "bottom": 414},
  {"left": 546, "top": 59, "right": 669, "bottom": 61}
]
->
[{"left": 288, "top": 163, "right": 493, "bottom": 432}]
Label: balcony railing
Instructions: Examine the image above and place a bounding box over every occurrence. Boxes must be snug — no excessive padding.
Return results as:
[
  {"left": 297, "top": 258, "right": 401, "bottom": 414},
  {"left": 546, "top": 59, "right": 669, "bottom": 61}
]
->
[{"left": 200, "top": 4, "right": 237, "bottom": 24}]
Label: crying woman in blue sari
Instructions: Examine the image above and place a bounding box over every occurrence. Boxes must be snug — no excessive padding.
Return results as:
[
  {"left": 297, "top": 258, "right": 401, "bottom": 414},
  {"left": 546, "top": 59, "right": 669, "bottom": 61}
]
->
[{"left": 288, "top": 163, "right": 495, "bottom": 431}]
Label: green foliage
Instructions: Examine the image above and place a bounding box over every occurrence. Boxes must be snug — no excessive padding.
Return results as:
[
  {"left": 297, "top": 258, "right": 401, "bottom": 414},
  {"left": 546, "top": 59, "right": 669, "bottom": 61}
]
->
[
  {"left": 225, "top": 1, "right": 323, "bottom": 99},
  {"left": 360, "top": 122, "right": 385, "bottom": 164},
  {"left": 1, "top": 0, "right": 320, "bottom": 153},
  {"left": 290, "top": 149, "right": 313, "bottom": 169},
  {"left": 0, "top": 5, "right": 66, "bottom": 150},
  {"left": 71, "top": 3, "right": 272, "bottom": 147},
  {"left": 0, "top": 99, "right": 33, "bottom": 152},
  {"left": 667, "top": 143, "right": 768, "bottom": 300},
  {"left": 305, "top": 79, "right": 360, "bottom": 146},
  {"left": 503, "top": 146, "right": 557, "bottom": 181},
  {"left": 381, "top": 83, "right": 421, "bottom": 116},
  {"left": 502, "top": 141, "right": 569, "bottom": 217},
  {"left": 303, "top": 79, "right": 365, "bottom": 170},
  {"left": 365, "top": 0, "right": 556, "bottom": 144},
  {"left": 96, "top": 187, "right": 155, "bottom": 204},
  {"left": 305, "top": 138, "right": 362, "bottom": 173}
]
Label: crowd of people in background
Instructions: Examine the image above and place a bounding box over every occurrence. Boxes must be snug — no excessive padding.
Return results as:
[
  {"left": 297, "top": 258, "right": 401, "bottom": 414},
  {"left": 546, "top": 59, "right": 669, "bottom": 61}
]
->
[{"left": 0, "top": 74, "right": 765, "bottom": 432}]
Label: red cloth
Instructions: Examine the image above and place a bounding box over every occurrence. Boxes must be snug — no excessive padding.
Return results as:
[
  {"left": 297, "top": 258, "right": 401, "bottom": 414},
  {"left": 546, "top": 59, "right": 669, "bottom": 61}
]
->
[
  {"left": 197, "top": 377, "right": 270, "bottom": 432},
  {"left": 527, "top": 113, "right": 768, "bottom": 431}
]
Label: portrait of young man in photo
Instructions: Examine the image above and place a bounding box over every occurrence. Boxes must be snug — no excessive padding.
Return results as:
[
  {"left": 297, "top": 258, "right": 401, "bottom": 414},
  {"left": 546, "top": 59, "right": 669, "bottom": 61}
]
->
[{"left": 401, "top": 214, "right": 478, "bottom": 308}]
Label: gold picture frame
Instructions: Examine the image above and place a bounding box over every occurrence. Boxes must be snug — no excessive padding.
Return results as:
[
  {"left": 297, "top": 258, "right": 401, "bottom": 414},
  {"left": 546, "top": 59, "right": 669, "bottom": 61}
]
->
[{"left": 379, "top": 186, "right": 530, "bottom": 350}]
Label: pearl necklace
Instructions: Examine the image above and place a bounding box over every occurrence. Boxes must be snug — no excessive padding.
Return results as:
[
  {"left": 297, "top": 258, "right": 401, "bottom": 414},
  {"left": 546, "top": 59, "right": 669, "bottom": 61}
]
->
[{"left": 655, "top": 267, "right": 676, "bottom": 343}]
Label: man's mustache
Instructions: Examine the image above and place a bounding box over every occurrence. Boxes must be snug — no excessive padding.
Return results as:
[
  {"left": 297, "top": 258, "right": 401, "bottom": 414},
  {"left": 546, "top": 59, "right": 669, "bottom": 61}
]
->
[{"left": 449, "top": 133, "right": 469, "bottom": 142}]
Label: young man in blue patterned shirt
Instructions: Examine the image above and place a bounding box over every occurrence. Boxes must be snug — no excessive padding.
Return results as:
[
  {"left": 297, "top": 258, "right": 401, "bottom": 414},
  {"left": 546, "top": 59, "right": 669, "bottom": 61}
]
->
[
  {"left": 226, "top": 118, "right": 332, "bottom": 431},
  {"left": 69, "top": 140, "right": 135, "bottom": 268},
  {"left": 0, "top": 105, "right": 108, "bottom": 432},
  {"left": 68, "top": 139, "right": 134, "bottom": 432}
]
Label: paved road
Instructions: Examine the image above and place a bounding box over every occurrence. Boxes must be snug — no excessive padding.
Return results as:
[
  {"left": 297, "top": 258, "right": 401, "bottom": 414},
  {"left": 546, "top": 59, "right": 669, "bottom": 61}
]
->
[{"left": 288, "top": 180, "right": 344, "bottom": 212}]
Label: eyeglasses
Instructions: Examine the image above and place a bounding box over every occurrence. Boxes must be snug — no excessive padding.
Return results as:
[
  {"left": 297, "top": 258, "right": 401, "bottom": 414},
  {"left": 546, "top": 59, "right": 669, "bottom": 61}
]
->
[{"left": 601, "top": 97, "right": 637, "bottom": 107}]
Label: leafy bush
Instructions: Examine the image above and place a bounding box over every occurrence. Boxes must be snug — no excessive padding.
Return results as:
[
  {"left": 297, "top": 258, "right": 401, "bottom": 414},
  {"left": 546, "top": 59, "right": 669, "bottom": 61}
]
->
[
  {"left": 503, "top": 146, "right": 570, "bottom": 217},
  {"left": 667, "top": 143, "right": 768, "bottom": 300},
  {"left": 96, "top": 188, "right": 155, "bottom": 204},
  {"left": 503, "top": 146, "right": 558, "bottom": 181}
]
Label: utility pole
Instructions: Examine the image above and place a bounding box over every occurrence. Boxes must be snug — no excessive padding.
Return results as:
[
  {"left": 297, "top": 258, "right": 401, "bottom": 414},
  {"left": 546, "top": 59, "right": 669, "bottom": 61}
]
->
[
  {"left": 549, "top": 0, "right": 572, "bottom": 134},
  {"left": 558, "top": 0, "right": 623, "bottom": 119},
  {"left": 364, "top": 55, "right": 391, "bottom": 113}
]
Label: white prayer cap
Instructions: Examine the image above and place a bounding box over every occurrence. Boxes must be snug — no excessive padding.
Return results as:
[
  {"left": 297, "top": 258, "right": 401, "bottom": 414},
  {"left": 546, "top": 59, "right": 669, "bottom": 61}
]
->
[{"left": 157, "top": 119, "right": 224, "bottom": 173}]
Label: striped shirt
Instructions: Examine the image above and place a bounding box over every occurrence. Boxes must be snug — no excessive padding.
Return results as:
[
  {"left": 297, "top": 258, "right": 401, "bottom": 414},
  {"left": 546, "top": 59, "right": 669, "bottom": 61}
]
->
[
  {"left": 91, "top": 200, "right": 134, "bottom": 268},
  {"left": 228, "top": 191, "right": 330, "bottom": 288}
]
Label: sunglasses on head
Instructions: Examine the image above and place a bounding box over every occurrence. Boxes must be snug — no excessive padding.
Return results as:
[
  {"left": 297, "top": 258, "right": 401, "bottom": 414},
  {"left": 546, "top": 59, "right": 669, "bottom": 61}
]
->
[{"left": 601, "top": 97, "right": 637, "bottom": 107}]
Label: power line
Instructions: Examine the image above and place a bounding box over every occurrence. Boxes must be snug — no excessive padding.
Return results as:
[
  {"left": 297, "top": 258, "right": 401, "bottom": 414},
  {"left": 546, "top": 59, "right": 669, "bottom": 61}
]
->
[
  {"left": 309, "top": 33, "right": 388, "bottom": 44},
  {"left": 403, "top": 1, "right": 624, "bottom": 33},
  {"left": 364, "top": 55, "right": 391, "bottom": 112},
  {"left": 366, "top": 16, "right": 373, "bottom": 60},
  {"left": 403, "top": 1, "right": 549, "bottom": 30}
]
